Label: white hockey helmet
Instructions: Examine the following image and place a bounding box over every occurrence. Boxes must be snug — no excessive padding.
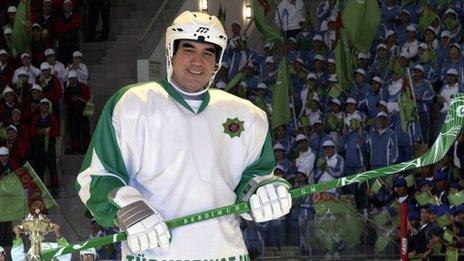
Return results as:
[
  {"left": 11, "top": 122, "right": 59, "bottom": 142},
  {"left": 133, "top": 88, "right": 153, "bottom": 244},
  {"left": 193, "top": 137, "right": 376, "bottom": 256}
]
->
[{"left": 165, "top": 11, "right": 227, "bottom": 96}]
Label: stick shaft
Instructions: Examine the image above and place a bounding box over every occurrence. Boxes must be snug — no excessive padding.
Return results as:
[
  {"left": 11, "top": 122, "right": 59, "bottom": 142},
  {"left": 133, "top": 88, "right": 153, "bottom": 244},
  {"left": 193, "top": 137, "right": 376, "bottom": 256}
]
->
[{"left": 41, "top": 94, "right": 464, "bottom": 259}]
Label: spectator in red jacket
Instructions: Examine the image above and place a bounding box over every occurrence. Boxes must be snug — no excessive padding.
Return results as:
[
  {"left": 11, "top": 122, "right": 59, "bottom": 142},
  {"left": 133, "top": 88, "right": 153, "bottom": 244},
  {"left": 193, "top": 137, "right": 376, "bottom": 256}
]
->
[
  {"left": 30, "top": 23, "right": 49, "bottom": 67},
  {"left": 29, "top": 98, "right": 60, "bottom": 189},
  {"left": 13, "top": 69, "right": 32, "bottom": 110},
  {"left": 4, "top": 124, "right": 28, "bottom": 166},
  {"left": 56, "top": 0, "right": 81, "bottom": 65},
  {"left": 38, "top": 62, "right": 62, "bottom": 115},
  {"left": 11, "top": 108, "right": 30, "bottom": 145},
  {"left": 0, "top": 86, "right": 18, "bottom": 124},
  {"left": 0, "top": 49, "right": 14, "bottom": 87},
  {"left": 22, "top": 84, "right": 42, "bottom": 123},
  {"left": 37, "top": 0, "right": 58, "bottom": 47},
  {"left": 64, "top": 70, "right": 90, "bottom": 153}
]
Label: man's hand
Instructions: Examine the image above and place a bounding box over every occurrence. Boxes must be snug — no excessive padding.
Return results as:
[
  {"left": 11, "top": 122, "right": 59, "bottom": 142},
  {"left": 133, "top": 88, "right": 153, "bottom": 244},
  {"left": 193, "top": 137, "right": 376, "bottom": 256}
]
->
[
  {"left": 248, "top": 183, "right": 292, "bottom": 223},
  {"left": 109, "top": 186, "right": 171, "bottom": 253}
]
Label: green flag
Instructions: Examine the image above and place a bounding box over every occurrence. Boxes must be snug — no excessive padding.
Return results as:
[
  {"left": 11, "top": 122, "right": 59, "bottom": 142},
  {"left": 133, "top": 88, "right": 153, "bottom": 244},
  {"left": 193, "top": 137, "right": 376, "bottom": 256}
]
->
[
  {"left": 371, "top": 178, "right": 383, "bottom": 194},
  {"left": 437, "top": 213, "right": 452, "bottom": 228},
  {"left": 11, "top": 0, "right": 32, "bottom": 58},
  {"left": 446, "top": 247, "right": 458, "bottom": 261},
  {"left": 443, "top": 229, "right": 454, "bottom": 243},
  {"left": 335, "top": 29, "right": 354, "bottom": 91},
  {"left": 399, "top": 69, "right": 419, "bottom": 132},
  {"left": 448, "top": 191, "right": 464, "bottom": 206},
  {"left": 271, "top": 58, "right": 292, "bottom": 130},
  {"left": 328, "top": 83, "right": 343, "bottom": 99},
  {"left": 0, "top": 162, "right": 57, "bottom": 221},
  {"left": 0, "top": 171, "right": 28, "bottom": 221},
  {"left": 418, "top": 7, "right": 439, "bottom": 33},
  {"left": 342, "top": 0, "right": 381, "bottom": 53},
  {"left": 225, "top": 72, "right": 244, "bottom": 92},
  {"left": 253, "top": 0, "right": 282, "bottom": 43},
  {"left": 217, "top": 5, "right": 226, "bottom": 27},
  {"left": 405, "top": 174, "right": 415, "bottom": 187},
  {"left": 375, "top": 233, "right": 391, "bottom": 253},
  {"left": 372, "top": 212, "right": 389, "bottom": 226},
  {"left": 415, "top": 191, "right": 432, "bottom": 206}
]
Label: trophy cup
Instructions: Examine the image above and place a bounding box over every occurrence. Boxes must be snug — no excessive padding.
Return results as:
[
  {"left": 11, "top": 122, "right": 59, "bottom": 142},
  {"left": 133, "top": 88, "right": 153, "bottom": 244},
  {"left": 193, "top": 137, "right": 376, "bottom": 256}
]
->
[{"left": 18, "top": 208, "right": 54, "bottom": 261}]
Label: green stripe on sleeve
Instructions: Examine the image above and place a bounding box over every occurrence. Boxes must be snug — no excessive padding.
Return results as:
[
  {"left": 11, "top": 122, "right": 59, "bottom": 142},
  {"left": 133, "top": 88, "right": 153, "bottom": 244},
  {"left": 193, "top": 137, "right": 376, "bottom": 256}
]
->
[
  {"left": 76, "top": 82, "right": 148, "bottom": 227},
  {"left": 234, "top": 132, "right": 276, "bottom": 198}
]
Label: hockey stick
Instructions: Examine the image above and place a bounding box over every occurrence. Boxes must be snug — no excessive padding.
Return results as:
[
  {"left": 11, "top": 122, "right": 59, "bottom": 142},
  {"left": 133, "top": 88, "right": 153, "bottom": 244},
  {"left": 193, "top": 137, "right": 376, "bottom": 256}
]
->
[{"left": 42, "top": 94, "right": 464, "bottom": 259}]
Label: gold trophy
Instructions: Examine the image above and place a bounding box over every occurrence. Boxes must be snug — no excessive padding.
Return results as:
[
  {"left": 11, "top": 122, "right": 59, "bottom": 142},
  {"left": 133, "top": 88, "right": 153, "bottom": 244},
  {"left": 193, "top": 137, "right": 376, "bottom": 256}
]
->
[{"left": 18, "top": 208, "right": 54, "bottom": 261}]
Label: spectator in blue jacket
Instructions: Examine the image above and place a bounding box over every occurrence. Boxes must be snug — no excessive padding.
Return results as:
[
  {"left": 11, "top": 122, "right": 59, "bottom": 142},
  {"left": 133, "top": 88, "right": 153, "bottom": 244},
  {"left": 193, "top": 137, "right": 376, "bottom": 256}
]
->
[
  {"left": 412, "top": 64, "right": 435, "bottom": 144},
  {"left": 367, "top": 111, "right": 398, "bottom": 184}
]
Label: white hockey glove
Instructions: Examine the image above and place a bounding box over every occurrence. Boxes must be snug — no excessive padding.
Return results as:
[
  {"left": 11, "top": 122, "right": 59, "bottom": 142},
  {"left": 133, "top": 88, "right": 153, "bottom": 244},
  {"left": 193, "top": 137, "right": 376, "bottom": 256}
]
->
[
  {"left": 108, "top": 186, "right": 171, "bottom": 253},
  {"left": 239, "top": 176, "right": 292, "bottom": 223}
]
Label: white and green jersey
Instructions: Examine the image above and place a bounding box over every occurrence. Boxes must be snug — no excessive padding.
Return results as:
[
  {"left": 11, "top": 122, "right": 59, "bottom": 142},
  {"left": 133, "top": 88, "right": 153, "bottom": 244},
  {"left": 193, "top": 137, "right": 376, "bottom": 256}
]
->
[{"left": 76, "top": 80, "right": 276, "bottom": 260}]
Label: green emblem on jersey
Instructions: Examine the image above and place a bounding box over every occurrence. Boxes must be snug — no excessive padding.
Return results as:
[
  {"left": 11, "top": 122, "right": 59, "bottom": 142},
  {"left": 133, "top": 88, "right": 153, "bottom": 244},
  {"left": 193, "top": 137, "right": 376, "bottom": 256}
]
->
[{"left": 222, "top": 117, "right": 244, "bottom": 138}]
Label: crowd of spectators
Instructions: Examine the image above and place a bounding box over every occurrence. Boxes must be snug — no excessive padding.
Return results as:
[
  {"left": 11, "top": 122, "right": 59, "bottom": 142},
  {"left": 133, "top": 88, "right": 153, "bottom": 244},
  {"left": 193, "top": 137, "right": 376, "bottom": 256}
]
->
[
  {"left": 217, "top": 0, "right": 464, "bottom": 258},
  {"left": 0, "top": 0, "right": 93, "bottom": 254}
]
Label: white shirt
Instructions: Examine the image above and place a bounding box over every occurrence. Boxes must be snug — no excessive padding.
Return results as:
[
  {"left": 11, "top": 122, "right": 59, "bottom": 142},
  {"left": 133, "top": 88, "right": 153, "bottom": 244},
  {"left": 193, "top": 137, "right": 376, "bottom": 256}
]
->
[{"left": 274, "top": 0, "right": 306, "bottom": 31}]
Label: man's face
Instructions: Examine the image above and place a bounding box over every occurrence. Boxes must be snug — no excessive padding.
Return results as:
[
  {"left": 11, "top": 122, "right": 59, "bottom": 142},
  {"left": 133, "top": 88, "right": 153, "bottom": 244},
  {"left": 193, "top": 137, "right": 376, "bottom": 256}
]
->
[
  {"left": 0, "top": 54, "right": 7, "bottom": 63},
  {"left": 40, "top": 103, "right": 50, "bottom": 113},
  {"left": 297, "top": 140, "right": 308, "bottom": 152},
  {"left": 8, "top": 12, "right": 15, "bottom": 22},
  {"left": 72, "top": 56, "right": 81, "bottom": 64},
  {"left": 0, "top": 154, "right": 8, "bottom": 164},
  {"left": 377, "top": 116, "right": 388, "bottom": 129},
  {"left": 378, "top": 48, "right": 387, "bottom": 59},
  {"left": 171, "top": 40, "right": 217, "bottom": 93},
  {"left": 31, "top": 90, "right": 42, "bottom": 100},
  {"left": 413, "top": 69, "right": 423, "bottom": 80},
  {"left": 420, "top": 208, "right": 428, "bottom": 223},
  {"left": 22, "top": 57, "right": 31, "bottom": 66},
  {"left": 4, "top": 93, "right": 14, "bottom": 104},
  {"left": 7, "top": 130, "right": 17, "bottom": 143},
  {"left": 266, "top": 62, "right": 275, "bottom": 72},
  {"left": 47, "top": 55, "right": 56, "bottom": 64},
  {"left": 346, "top": 103, "right": 356, "bottom": 113},
  {"left": 274, "top": 149, "right": 284, "bottom": 160},
  {"left": 450, "top": 47, "right": 461, "bottom": 60},
  {"left": 313, "top": 60, "right": 323, "bottom": 71},
  {"left": 327, "top": 63, "right": 335, "bottom": 73},
  {"left": 323, "top": 146, "right": 335, "bottom": 158},
  {"left": 354, "top": 74, "right": 364, "bottom": 84},
  {"left": 42, "top": 69, "right": 51, "bottom": 78},
  {"left": 69, "top": 77, "right": 78, "bottom": 86},
  {"left": 12, "top": 111, "right": 20, "bottom": 122},
  {"left": 371, "top": 82, "right": 381, "bottom": 92},
  {"left": 63, "top": 2, "right": 73, "bottom": 13}
]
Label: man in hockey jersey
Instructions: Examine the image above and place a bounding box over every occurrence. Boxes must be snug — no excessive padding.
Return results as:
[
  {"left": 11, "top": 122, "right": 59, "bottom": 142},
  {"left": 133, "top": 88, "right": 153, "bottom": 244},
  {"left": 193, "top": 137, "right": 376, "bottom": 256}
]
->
[{"left": 76, "top": 11, "right": 292, "bottom": 260}]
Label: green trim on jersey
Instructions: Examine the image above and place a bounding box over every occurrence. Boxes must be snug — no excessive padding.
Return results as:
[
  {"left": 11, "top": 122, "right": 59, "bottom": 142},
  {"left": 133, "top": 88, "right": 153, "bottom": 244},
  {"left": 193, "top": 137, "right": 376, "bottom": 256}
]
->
[
  {"left": 76, "top": 82, "right": 147, "bottom": 227},
  {"left": 158, "top": 79, "right": 210, "bottom": 114},
  {"left": 234, "top": 132, "right": 277, "bottom": 199}
]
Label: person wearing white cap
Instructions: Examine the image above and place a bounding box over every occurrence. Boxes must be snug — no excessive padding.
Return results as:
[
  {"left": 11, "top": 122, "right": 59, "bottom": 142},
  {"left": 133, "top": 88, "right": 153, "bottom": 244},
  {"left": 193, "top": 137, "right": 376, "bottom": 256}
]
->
[
  {"left": 56, "top": 0, "right": 81, "bottom": 65},
  {"left": 348, "top": 68, "right": 369, "bottom": 103},
  {"left": 385, "top": 60, "right": 405, "bottom": 114},
  {"left": 326, "top": 97, "right": 344, "bottom": 146},
  {"left": 444, "top": 8, "right": 461, "bottom": 41},
  {"left": 262, "top": 56, "right": 278, "bottom": 86},
  {"left": 299, "top": 72, "right": 319, "bottom": 116},
  {"left": 64, "top": 50, "right": 89, "bottom": 84},
  {"left": 80, "top": 247, "right": 97, "bottom": 261},
  {"left": 5, "top": 6, "right": 17, "bottom": 30},
  {"left": 44, "top": 48, "right": 66, "bottom": 83},
  {"left": 224, "top": 35, "right": 258, "bottom": 79},
  {"left": 311, "top": 54, "right": 327, "bottom": 88},
  {"left": 274, "top": 0, "right": 306, "bottom": 38},
  {"left": 400, "top": 24, "right": 419, "bottom": 59},
  {"left": 12, "top": 53, "right": 41, "bottom": 85},
  {"left": 30, "top": 97, "right": 60, "bottom": 191},
  {"left": 39, "top": 61, "right": 63, "bottom": 114},
  {"left": 294, "top": 133, "right": 316, "bottom": 182},
  {"left": 0, "top": 146, "right": 10, "bottom": 174},
  {"left": 315, "top": 139, "right": 344, "bottom": 193},
  {"left": 77, "top": 11, "right": 293, "bottom": 259},
  {"left": 436, "top": 68, "right": 464, "bottom": 135},
  {"left": 273, "top": 143, "right": 290, "bottom": 176},
  {"left": 344, "top": 97, "right": 365, "bottom": 130},
  {"left": 64, "top": 68, "right": 91, "bottom": 153},
  {"left": 366, "top": 111, "right": 398, "bottom": 174},
  {"left": 0, "top": 49, "right": 14, "bottom": 86},
  {"left": 295, "top": 19, "right": 313, "bottom": 52},
  {"left": 359, "top": 76, "right": 384, "bottom": 125},
  {"left": 412, "top": 63, "right": 434, "bottom": 144},
  {"left": 304, "top": 35, "right": 325, "bottom": 69},
  {"left": 440, "top": 43, "right": 463, "bottom": 84}
]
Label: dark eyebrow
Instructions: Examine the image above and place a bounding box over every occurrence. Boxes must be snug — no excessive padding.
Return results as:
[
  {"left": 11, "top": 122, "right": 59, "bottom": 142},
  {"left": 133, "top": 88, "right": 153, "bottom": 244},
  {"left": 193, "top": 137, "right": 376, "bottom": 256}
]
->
[{"left": 180, "top": 42, "right": 216, "bottom": 54}]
